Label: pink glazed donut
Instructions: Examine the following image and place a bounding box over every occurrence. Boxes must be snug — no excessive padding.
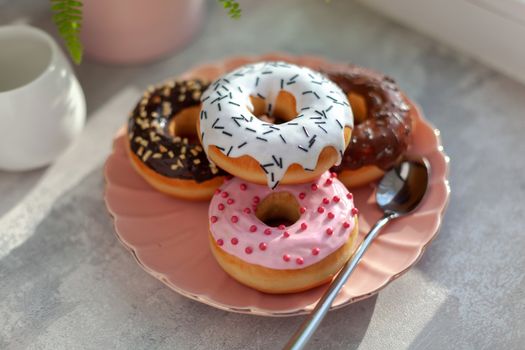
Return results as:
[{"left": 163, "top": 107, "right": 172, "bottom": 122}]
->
[{"left": 208, "top": 171, "right": 359, "bottom": 294}]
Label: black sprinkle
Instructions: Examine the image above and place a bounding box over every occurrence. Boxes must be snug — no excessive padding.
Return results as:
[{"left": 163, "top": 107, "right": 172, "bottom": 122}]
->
[
  {"left": 289, "top": 74, "right": 299, "bottom": 81},
  {"left": 308, "top": 73, "right": 315, "bottom": 79},
  {"left": 222, "top": 131, "right": 233, "bottom": 137},
  {"left": 301, "top": 107, "right": 311, "bottom": 111},
  {"left": 296, "top": 114, "right": 304, "bottom": 119},
  {"left": 229, "top": 92, "right": 232, "bottom": 99},
  {"left": 311, "top": 80, "right": 323, "bottom": 85},
  {"left": 325, "top": 105, "right": 333, "bottom": 112},
  {"left": 202, "top": 96, "right": 210, "bottom": 102},
  {"left": 313, "top": 92, "right": 320, "bottom": 99},
  {"left": 271, "top": 181, "right": 280, "bottom": 190},
  {"left": 302, "top": 90, "right": 313, "bottom": 95},
  {"left": 288, "top": 122, "right": 298, "bottom": 126},
  {"left": 245, "top": 127, "right": 256, "bottom": 133},
  {"left": 217, "top": 90, "right": 223, "bottom": 97},
  {"left": 262, "top": 163, "right": 274, "bottom": 168},
  {"left": 231, "top": 117, "right": 241, "bottom": 126},
  {"left": 269, "top": 125, "right": 280, "bottom": 131},
  {"left": 260, "top": 164, "right": 269, "bottom": 174},
  {"left": 302, "top": 126, "right": 309, "bottom": 137},
  {"left": 336, "top": 119, "right": 343, "bottom": 129},
  {"left": 309, "top": 138, "right": 316, "bottom": 148},
  {"left": 262, "top": 71, "right": 273, "bottom": 75},
  {"left": 234, "top": 73, "right": 244, "bottom": 77},
  {"left": 212, "top": 118, "right": 220, "bottom": 128},
  {"left": 256, "top": 137, "right": 268, "bottom": 142},
  {"left": 217, "top": 146, "right": 225, "bottom": 151},
  {"left": 221, "top": 85, "right": 230, "bottom": 91},
  {"left": 237, "top": 86, "right": 243, "bottom": 93},
  {"left": 263, "top": 130, "right": 274, "bottom": 135},
  {"left": 256, "top": 93, "right": 266, "bottom": 100},
  {"left": 286, "top": 81, "right": 296, "bottom": 86},
  {"left": 280, "top": 79, "right": 284, "bottom": 89},
  {"left": 201, "top": 131, "right": 205, "bottom": 141},
  {"left": 279, "top": 134, "right": 287, "bottom": 144},
  {"left": 217, "top": 103, "right": 222, "bottom": 111},
  {"left": 318, "top": 125, "right": 328, "bottom": 133},
  {"left": 249, "top": 116, "right": 254, "bottom": 122},
  {"left": 315, "top": 121, "right": 327, "bottom": 125},
  {"left": 327, "top": 96, "right": 338, "bottom": 102},
  {"left": 237, "top": 141, "right": 247, "bottom": 149},
  {"left": 222, "top": 78, "right": 231, "bottom": 83},
  {"left": 240, "top": 114, "right": 248, "bottom": 121},
  {"left": 322, "top": 110, "right": 327, "bottom": 119},
  {"left": 200, "top": 110, "right": 207, "bottom": 120},
  {"left": 228, "top": 101, "right": 240, "bottom": 106},
  {"left": 255, "top": 77, "right": 260, "bottom": 87},
  {"left": 298, "top": 145, "right": 308, "bottom": 152},
  {"left": 271, "top": 172, "right": 275, "bottom": 182},
  {"left": 315, "top": 110, "right": 323, "bottom": 116},
  {"left": 310, "top": 117, "right": 322, "bottom": 120},
  {"left": 343, "top": 101, "right": 350, "bottom": 106},
  {"left": 227, "top": 146, "right": 233, "bottom": 156},
  {"left": 272, "top": 155, "right": 283, "bottom": 168},
  {"left": 304, "top": 167, "right": 315, "bottom": 172}
]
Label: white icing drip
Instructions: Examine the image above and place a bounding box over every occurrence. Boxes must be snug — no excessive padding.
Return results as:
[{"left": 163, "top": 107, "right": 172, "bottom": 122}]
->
[{"left": 199, "top": 61, "right": 353, "bottom": 188}]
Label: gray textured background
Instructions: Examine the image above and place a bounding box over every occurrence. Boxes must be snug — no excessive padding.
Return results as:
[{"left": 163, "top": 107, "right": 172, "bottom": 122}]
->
[{"left": 1, "top": 1, "right": 524, "bottom": 349}]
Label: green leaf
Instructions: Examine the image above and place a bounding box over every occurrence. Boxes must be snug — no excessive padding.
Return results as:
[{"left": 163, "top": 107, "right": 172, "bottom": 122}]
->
[
  {"left": 218, "top": 0, "right": 241, "bottom": 19},
  {"left": 50, "top": 0, "right": 83, "bottom": 64}
]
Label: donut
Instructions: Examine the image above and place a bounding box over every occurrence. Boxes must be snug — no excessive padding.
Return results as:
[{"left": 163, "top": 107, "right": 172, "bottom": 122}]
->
[
  {"left": 208, "top": 172, "right": 359, "bottom": 294},
  {"left": 198, "top": 61, "right": 353, "bottom": 189},
  {"left": 326, "top": 66, "right": 414, "bottom": 188},
  {"left": 127, "top": 79, "right": 227, "bottom": 200}
]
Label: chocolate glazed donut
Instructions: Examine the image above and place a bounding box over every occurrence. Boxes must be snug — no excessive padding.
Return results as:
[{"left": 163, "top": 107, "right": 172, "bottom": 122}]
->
[
  {"left": 128, "top": 79, "right": 227, "bottom": 200},
  {"left": 325, "top": 66, "right": 413, "bottom": 187}
]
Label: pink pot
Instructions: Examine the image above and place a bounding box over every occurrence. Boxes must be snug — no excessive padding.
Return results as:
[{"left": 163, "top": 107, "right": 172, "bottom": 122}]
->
[{"left": 81, "top": 0, "right": 205, "bottom": 64}]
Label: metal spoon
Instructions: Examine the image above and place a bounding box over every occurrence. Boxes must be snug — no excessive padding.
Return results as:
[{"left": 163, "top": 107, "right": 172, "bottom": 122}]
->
[{"left": 284, "top": 158, "right": 430, "bottom": 350}]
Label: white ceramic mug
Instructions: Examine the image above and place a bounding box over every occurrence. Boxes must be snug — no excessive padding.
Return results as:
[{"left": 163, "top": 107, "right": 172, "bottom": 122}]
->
[{"left": 0, "top": 25, "right": 86, "bottom": 171}]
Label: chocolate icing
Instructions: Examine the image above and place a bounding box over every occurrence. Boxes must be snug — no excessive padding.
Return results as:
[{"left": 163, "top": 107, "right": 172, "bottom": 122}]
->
[
  {"left": 326, "top": 68, "right": 412, "bottom": 171},
  {"left": 128, "top": 79, "right": 227, "bottom": 182}
]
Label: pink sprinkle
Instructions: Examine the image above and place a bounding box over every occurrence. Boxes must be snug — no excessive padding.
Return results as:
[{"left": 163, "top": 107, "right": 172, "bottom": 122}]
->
[
  {"left": 330, "top": 172, "right": 338, "bottom": 178},
  {"left": 300, "top": 207, "right": 306, "bottom": 214},
  {"left": 333, "top": 196, "right": 340, "bottom": 203},
  {"left": 215, "top": 189, "right": 221, "bottom": 195},
  {"left": 217, "top": 239, "right": 224, "bottom": 246},
  {"left": 243, "top": 208, "right": 251, "bottom": 214},
  {"left": 347, "top": 193, "right": 353, "bottom": 199},
  {"left": 301, "top": 222, "right": 308, "bottom": 230},
  {"left": 317, "top": 207, "right": 325, "bottom": 214},
  {"left": 283, "top": 254, "right": 290, "bottom": 262},
  {"left": 245, "top": 246, "right": 253, "bottom": 254},
  {"left": 227, "top": 198, "right": 234, "bottom": 205},
  {"left": 283, "top": 231, "right": 290, "bottom": 238},
  {"left": 210, "top": 216, "right": 218, "bottom": 223},
  {"left": 253, "top": 196, "right": 260, "bottom": 204},
  {"left": 249, "top": 225, "right": 257, "bottom": 232},
  {"left": 278, "top": 224, "right": 286, "bottom": 230},
  {"left": 325, "top": 178, "right": 333, "bottom": 186},
  {"left": 296, "top": 257, "right": 304, "bottom": 265},
  {"left": 240, "top": 183, "right": 247, "bottom": 191},
  {"left": 311, "top": 184, "right": 318, "bottom": 191},
  {"left": 322, "top": 197, "right": 330, "bottom": 205},
  {"left": 221, "top": 191, "right": 229, "bottom": 198},
  {"left": 231, "top": 215, "right": 239, "bottom": 223},
  {"left": 231, "top": 237, "right": 238, "bottom": 245},
  {"left": 299, "top": 192, "right": 306, "bottom": 200},
  {"left": 259, "top": 242, "right": 267, "bottom": 251},
  {"left": 343, "top": 222, "right": 351, "bottom": 228},
  {"left": 326, "top": 227, "right": 333, "bottom": 235},
  {"left": 327, "top": 212, "right": 335, "bottom": 219},
  {"left": 351, "top": 207, "right": 359, "bottom": 216},
  {"left": 312, "top": 247, "right": 320, "bottom": 255},
  {"left": 218, "top": 203, "right": 225, "bottom": 211},
  {"left": 264, "top": 228, "right": 272, "bottom": 235}
]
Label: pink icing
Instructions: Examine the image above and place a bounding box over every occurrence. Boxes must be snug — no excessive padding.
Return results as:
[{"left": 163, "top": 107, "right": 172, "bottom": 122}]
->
[{"left": 208, "top": 172, "right": 357, "bottom": 270}]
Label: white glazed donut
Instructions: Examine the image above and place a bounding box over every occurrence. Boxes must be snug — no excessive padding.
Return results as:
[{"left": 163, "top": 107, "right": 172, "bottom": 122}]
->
[
  {"left": 208, "top": 171, "right": 359, "bottom": 293},
  {"left": 198, "top": 61, "right": 354, "bottom": 189}
]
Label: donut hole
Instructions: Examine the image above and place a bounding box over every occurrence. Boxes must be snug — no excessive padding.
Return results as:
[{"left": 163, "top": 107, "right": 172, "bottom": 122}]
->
[
  {"left": 168, "top": 106, "right": 201, "bottom": 144},
  {"left": 250, "top": 91, "right": 298, "bottom": 124},
  {"left": 347, "top": 93, "right": 368, "bottom": 124},
  {"left": 255, "top": 191, "right": 301, "bottom": 227}
]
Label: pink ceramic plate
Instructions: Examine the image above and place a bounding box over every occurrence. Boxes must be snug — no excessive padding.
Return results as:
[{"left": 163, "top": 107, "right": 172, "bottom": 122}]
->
[{"left": 104, "top": 54, "right": 450, "bottom": 316}]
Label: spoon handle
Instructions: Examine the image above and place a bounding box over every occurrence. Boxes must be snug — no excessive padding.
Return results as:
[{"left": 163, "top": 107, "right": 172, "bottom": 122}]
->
[{"left": 283, "top": 213, "right": 394, "bottom": 350}]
